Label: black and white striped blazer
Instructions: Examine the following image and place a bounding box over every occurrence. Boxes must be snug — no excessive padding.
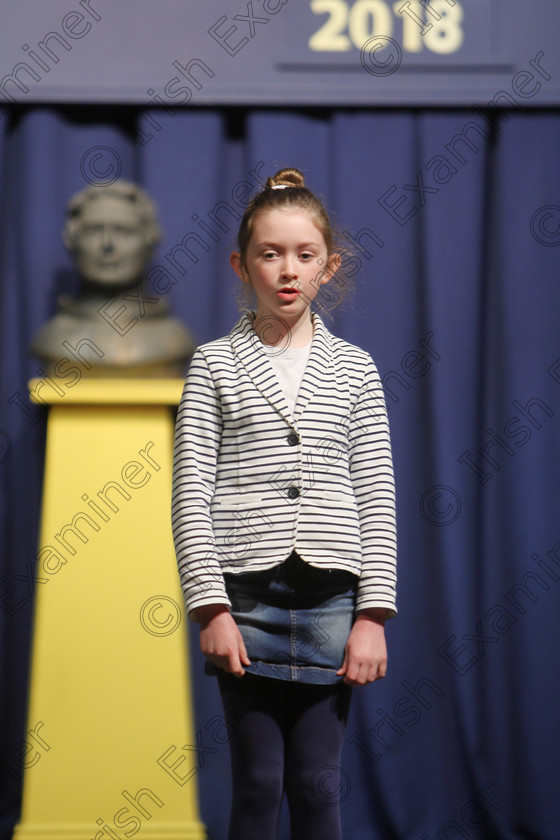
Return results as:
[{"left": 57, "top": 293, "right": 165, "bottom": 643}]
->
[{"left": 172, "top": 311, "right": 397, "bottom": 619}]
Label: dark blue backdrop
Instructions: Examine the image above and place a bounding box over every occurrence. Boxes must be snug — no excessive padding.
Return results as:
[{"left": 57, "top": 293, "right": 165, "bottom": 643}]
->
[{"left": 1, "top": 105, "right": 560, "bottom": 840}]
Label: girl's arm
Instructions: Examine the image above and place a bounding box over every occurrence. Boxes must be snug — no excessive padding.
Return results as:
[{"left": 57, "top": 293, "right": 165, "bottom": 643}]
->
[
  {"left": 348, "top": 357, "right": 397, "bottom": 617},
  {"left": 172, "top": 352, "right": 252, "bottom": 676},
  {"left": 172, "top": 351, "right": 230, "bottom": 617},
  {"left": 342, "top": 356, "right": 397, "bottom": 685}
]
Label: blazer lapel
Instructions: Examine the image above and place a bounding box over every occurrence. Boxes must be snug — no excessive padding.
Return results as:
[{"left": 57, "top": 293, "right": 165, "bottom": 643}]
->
[
  {"left": 229, "top": 312, "right": 293, "bottom": 421},
  {"left": 229, "top": 311, "right": 334, "bottom": 424},
  {"left": 293, "top": 313, "right": 333, "bottom": 421}
]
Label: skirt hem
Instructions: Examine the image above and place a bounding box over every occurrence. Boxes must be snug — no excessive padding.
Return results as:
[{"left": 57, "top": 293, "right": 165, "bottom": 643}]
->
[{"left": 204, "top": 658, "right": 344, "bottom": 685}]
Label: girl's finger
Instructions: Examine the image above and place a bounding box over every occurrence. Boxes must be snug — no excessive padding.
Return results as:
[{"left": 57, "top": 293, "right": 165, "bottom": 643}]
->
[
  {"left": 336, "top": 658, "right": 348, "bottom": 676},
  {"left": 238, "top": 636, "right": 251, "bottom": 666}
]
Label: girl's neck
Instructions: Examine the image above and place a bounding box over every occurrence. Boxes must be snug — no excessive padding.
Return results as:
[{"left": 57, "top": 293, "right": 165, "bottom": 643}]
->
[{"left": 254, "top": 309, "right": 314, "bottom": 348}]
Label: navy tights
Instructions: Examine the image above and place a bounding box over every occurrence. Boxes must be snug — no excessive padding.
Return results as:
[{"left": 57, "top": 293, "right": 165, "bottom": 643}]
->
[{"left": 217, "top": 673, "right": 352, "bottom": 840}]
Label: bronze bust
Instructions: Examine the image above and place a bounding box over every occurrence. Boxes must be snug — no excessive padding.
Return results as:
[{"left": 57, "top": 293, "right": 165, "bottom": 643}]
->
[{"left": 30, "top": 180, "right": 195, "bottom": 377}]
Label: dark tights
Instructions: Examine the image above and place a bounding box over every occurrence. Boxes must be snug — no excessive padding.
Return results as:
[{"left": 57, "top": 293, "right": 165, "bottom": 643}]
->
[{"left": 217, "top": 673, "right": 352, "bottom": 840}]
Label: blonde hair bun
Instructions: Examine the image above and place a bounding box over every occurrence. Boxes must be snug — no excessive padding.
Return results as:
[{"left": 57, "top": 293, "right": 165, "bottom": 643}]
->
[{"left": 266, "top": 168, "right": 305, "bottom": 190}]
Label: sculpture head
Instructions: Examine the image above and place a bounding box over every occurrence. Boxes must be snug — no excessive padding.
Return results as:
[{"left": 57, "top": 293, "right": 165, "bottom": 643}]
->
[{"left": 63, "top": 180, "right": 162, "bottom": 288}]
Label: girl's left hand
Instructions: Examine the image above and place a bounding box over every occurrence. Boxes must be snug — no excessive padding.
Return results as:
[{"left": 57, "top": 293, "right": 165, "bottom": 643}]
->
[{"left": 336, "top": 610, "right": 387, "bottom": 686}]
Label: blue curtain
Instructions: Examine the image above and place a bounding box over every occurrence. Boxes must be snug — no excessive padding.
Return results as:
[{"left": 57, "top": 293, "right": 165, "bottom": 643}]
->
[{"left": 1, "top": 104, "right": 559, "bottom": 840}]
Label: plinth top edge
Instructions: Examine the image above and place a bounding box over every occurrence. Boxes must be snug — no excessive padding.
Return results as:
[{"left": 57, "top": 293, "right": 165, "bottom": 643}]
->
[{"left": 28, "top": 378, "right": 185, "bottom": 406}]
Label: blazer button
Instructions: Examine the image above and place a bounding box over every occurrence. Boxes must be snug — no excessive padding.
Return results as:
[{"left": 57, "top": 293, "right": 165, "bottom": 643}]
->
[
  {"left": 287, "top": 486, "right": 300, "bottom": 499},
  {"left": 287, "top": 432, "right": 299, "bottom": 446}
]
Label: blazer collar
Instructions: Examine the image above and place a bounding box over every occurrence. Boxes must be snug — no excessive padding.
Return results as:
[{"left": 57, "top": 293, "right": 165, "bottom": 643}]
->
[{"left": 229, "top": 311, "right": 334, "bottom": 424}]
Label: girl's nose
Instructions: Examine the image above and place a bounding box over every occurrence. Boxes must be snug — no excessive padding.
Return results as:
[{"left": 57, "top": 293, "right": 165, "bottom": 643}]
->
[{"left": 281, "top": 257, "right": 298, "bottom": 278}]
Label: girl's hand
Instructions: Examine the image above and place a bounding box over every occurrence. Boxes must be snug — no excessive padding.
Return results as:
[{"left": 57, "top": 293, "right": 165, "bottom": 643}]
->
[
  {"left": 197, "top": 605, "right": 251, "bottom": 677},
  {"left": 337, "top": 609, "right": 387, "bottom": 686}
]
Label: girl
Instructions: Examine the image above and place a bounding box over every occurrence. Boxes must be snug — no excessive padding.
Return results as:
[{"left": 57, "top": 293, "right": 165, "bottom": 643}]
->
[{"left": 172, "top": 167, "right": 397, "bottom": 840}]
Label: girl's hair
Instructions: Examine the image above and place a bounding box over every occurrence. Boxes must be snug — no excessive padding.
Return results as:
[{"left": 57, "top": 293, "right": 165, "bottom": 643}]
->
[
  {"left": 236, "top": 167, "right": 354, "bottom": 315},
  {"left": 237, "top": 167, "right": 335, "bottom": 264}
]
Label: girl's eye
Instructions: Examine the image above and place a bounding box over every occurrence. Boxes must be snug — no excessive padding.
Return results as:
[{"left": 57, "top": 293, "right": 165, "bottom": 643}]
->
[
  {"left": 300, "top": 253, "right": 313, "bottom": 261},
  {"left": 263, "top": 252, "right": 277, "bottom": 260}
]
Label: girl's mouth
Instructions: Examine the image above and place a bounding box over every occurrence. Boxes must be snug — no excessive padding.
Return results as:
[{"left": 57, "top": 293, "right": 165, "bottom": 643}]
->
[{"left": 277, "top": 287, "right": 300, "bottom": 301}]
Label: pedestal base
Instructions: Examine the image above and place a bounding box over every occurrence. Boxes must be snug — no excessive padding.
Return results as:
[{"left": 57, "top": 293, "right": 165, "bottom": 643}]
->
[{"left": 14, "top": 380, "right": 206, "bottom": 840}]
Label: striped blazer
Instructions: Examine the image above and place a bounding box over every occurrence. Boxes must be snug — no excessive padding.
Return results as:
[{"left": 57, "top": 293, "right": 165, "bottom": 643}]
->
[{"left": 172, "top": 311, "right": 397, "bottom": 620}]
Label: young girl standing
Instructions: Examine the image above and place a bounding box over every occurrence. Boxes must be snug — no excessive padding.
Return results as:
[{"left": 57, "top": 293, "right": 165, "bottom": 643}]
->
[{"left": 172, "top": 168, "right": 397, "bottom": 840}]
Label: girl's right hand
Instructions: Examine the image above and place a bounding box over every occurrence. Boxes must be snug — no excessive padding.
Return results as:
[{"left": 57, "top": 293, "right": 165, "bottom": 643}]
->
[{"left": 197, "top": 605, "right": 251, "bottom": 677}]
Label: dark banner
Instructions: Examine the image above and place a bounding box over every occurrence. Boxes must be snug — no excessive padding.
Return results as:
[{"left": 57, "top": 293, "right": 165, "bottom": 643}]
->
[{"left": 1, "top": 0, "right": 559, "bottom": 107}]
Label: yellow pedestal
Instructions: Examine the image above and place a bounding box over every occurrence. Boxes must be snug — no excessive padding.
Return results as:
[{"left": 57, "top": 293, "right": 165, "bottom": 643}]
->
[{"left": 14, "top": 380, "right": 206, "bottom": 840}]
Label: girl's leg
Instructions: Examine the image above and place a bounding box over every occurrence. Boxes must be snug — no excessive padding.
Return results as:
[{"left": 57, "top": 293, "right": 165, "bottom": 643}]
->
[
  {"left": 217, "top": 673, "right": 287, "bottom": 840},
  {"left": 284, "top": 681, "right": 352, "bottom": 840}
]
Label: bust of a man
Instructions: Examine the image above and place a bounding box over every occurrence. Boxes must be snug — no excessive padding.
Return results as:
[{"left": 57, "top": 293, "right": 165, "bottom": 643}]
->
[{"left": 30, "top": 180, "right": 195, "bottom": 377}]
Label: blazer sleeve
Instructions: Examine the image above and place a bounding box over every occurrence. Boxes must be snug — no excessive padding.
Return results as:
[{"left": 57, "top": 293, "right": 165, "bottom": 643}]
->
[
  {"left": 171, "top": 349, "right": 231, "bottom": 619},
  {"left": 349, "top": 357, "right": 397, "bottom": 617}
]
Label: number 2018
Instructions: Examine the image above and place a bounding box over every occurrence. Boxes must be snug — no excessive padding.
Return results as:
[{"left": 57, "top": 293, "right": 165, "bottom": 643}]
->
[{"left": 309, "top": 0, "right": 464, "bottom": 55}]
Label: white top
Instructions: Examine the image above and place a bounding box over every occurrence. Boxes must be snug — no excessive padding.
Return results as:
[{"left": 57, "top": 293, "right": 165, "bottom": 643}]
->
[{"left": 262, "top": 341, "right": 312, "bottom": 415}]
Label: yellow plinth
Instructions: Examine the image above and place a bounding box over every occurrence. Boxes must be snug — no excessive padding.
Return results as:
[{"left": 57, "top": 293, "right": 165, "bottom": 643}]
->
[{"left": 14, "top": 380, "right": 206, "bottom": 840}]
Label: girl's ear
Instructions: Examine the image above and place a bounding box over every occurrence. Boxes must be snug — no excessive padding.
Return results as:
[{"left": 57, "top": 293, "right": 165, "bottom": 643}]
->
[
  {"left": 230, "top": 251, "right": 248, "bottom": 283},
  {"left": 323, "top": 252, "right": 342, "bottom": 282}
]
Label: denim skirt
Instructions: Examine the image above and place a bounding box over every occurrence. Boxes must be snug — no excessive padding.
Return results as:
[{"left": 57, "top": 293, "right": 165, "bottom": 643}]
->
[{"left": 204, "top": 551, "right": 358, "bottom": 684}]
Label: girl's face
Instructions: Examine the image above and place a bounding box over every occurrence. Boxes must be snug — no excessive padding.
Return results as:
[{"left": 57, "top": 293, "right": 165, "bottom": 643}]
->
[{"left": 230, "top": 208, "right": 339, "bottom": 323}]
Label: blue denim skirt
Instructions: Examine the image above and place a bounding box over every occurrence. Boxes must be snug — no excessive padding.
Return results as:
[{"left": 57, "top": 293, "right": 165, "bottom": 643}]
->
[{"left": 204, "top": 551, "right": 358, "bottom": 684}]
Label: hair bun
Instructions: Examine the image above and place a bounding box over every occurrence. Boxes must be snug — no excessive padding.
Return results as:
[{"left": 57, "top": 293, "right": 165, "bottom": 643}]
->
[{"left": 266, "top": 167, "right": 305, "bottom": 190}]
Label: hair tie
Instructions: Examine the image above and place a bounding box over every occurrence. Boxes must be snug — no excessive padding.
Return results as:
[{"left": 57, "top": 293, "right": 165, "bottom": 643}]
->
[{"left": 271, "top": 184, "right": 290, "bottom": 190}]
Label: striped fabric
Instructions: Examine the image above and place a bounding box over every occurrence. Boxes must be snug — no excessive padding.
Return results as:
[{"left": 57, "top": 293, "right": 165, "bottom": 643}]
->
[{"left": 172, "top": 311, "right": 397, "bottom": 619}]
